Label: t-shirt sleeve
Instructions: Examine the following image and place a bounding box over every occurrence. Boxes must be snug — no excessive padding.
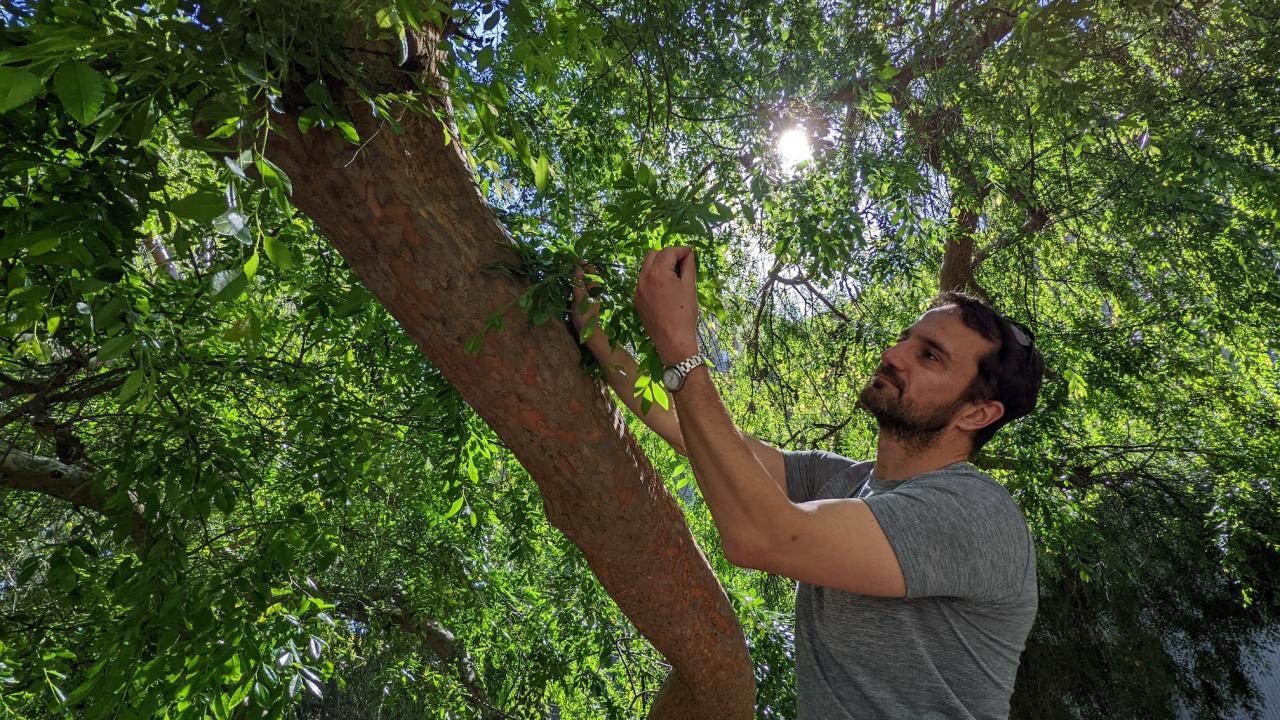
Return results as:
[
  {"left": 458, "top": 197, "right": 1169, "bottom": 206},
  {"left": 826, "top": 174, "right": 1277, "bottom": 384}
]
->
[
  {"left": 861, "top": 471, "right": 1031, "bottom": 602},
  {"left": 782, "top": 449, "right": 861, "bottom": 503}
]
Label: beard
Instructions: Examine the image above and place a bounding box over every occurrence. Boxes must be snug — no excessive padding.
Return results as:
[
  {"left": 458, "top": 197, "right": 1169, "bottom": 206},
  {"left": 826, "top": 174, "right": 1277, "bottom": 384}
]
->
[{"left": 858, "top": 367, "right": 969, "bottom": 451}]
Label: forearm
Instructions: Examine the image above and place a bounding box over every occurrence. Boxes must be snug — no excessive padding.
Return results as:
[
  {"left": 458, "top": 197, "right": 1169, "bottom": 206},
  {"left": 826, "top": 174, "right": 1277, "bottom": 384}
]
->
[{"left": 673, "top": 365, "right": 794, "bottom": 557}]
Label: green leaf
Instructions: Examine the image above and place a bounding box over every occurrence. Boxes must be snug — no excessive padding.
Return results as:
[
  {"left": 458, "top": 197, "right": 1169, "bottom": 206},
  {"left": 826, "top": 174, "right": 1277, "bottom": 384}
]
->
[
  {"left": 877, "top": 65, "right": 901, "bottom": 81},
  {"left": 118, "top": 368, "right": 145, "bottom": 402},
  {"left": 650, "top": 382, "right": 669, "bottom": 411},
  {"left": 96, "top": 334, "right": 136, "bottom": 363},
  {"left": 297, "top": 106, "right": 324, "bottom": 134},
  {"left": 48, "top": 554, "right": 77, "bottom": 592},
  {"left": 212, "top": 211, "right": 252, "bottom": 245},
  {"left": 1065, "top": 369, "right": 1089, "bottom": 400},
  {"left": 224, "top": 155, "right": 249, "bottom": 181},
  {"left": 263, "top": 236, "right": 294, "bottom": 270},
  {"left": 243, "top": 251, "right": 260, "bottom": 279},
  {"left": 463, "top": 333, "right": 484, "bottom": 355},
  {"left": 122, "top": 98, "right": 155, "bottom": 145},
  {"left": 53, "top": 61, "right": 106, "bottom": 125},
  {"left": 303, "top": 81, "right": 332, "bottom": 108},
  {"left": 211, "top": 269, "right": 247, "bottom": 301},
  {"left": 443, "top": 496, "right": 465, "bottom": 518},
  {"left": 0, "top": 68, "right": 43, "bottom": 113},
  {"left": 255, "top": 156, "right": 293, "bottom": 196},
  {"left": 533, "top": 153, "right": 550, "bottom": 193},
  {"left": 636, "top": 163, "right": 655, "bottom": 190},
  {"left": 334, "top": 121, "right": 359, "bottom": 143},
  {"left": 169, "top": 191, "right": 226, "bottom": 222},
  {"left": 88, "top": 111, "right": 126, "bottom": 153}
]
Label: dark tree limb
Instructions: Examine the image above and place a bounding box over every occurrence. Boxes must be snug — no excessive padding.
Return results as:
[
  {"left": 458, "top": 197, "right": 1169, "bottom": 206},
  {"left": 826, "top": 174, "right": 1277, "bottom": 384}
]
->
[
  {"left": 0, "top": 367, "right": 129, "bottom": 429},
  {"left": 827, "top": 4, "right": 1034, "bottom": 299},
  {"left": 333, "top": 588, "right": 505, "bottom": 719},
  {"left": 825, "top": 3, "right": 1016, "bottom": 103}
]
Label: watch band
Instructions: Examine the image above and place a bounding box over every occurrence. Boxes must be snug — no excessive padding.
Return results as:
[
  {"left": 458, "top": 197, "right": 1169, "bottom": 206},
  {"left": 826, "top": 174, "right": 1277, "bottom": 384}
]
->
[
  {"left": 662, "top": 352, "right": 707, "bottom": 392},
  {"left": 669, "top": 353, "right": 706, "bottom": 376}
]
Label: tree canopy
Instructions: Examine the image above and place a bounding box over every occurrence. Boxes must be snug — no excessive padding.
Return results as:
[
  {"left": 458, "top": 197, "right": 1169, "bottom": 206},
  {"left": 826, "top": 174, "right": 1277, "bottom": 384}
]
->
[{"left": 1, "top": 0, "right": 1278, "bottom": 718}]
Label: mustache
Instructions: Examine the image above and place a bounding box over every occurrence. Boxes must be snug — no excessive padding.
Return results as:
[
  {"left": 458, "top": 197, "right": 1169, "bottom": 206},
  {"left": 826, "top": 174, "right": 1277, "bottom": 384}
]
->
[{"left": 874, "top": 365, "right": 904, "bottom": 392}]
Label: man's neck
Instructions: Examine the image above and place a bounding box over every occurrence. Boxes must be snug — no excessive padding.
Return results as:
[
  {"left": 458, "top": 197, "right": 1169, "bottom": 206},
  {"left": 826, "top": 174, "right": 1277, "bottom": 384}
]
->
[{"left": 871, "top": 433, "right": 971, "bottom": 482}]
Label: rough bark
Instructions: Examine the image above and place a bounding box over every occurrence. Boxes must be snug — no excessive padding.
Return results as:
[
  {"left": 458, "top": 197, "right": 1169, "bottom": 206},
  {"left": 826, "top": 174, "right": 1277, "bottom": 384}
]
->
[{"left": 254, "top": 30, "right": 755, "bottom": 720}]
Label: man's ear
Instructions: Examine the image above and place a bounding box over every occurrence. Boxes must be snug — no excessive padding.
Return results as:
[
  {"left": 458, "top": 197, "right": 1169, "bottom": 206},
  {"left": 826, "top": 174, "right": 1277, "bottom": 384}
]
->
[{"left": 955, "top": 399, "right": 1004, "bottom": 433}]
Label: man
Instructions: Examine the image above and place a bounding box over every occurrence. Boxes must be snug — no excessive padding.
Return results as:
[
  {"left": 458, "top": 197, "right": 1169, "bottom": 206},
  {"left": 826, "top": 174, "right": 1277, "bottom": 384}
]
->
[{"left": 572, "top": 247, "right": 1045, "bottom": 719}]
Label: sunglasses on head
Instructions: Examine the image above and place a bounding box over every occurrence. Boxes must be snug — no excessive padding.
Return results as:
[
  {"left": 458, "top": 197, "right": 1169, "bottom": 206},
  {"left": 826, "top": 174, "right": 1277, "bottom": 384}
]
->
[
  {"left": 1002, "top": 318, "right": 1038, "bottom": 374},
  {"left": 1007, "top": 320, "right": 1033, "bottom": 348}
]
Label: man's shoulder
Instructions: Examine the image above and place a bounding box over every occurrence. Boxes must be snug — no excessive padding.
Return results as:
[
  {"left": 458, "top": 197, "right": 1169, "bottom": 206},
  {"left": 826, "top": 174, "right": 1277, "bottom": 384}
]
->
[
  {"left": 906, "top": 461, "right": 1010, "bottom": 493},
  {"left": 894, "top": 462, "right": 1030, "bottom": 525}
]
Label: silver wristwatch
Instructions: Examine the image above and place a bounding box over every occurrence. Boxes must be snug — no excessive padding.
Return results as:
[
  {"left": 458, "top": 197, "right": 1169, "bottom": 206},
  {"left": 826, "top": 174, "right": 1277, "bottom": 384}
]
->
[{"left": 662, "top": 353, "right": 706, "bottom": 393}]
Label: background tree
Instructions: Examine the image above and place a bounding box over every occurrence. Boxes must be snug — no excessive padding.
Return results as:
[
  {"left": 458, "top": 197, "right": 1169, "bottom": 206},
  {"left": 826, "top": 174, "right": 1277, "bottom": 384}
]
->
[{"left": 1, "top": 0, "right": 1277, "bottom": 719}]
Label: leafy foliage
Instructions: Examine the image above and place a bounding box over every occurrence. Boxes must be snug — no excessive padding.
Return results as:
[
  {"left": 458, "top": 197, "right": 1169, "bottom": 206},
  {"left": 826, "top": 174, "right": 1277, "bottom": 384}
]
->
[{"left": 1, "top": 0, "right": 1278, "bottom": 718}]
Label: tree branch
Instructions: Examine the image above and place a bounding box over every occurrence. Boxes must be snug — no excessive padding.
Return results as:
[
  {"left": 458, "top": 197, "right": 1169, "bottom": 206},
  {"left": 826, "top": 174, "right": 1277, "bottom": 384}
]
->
[
  {"left": 0, "top": 448, "right": 96, "bottom": 507},
  {"left": 0, "top": 367, "right": 129, "bottom": 429},
  {"left": 0, "top": 448, "right": 148, "bottom": 544},
  {"left": 331, "top": 588, "right": 506, "bottom": 719},
  {"left": 825, "top": 4, "right": 1016, "bottom": 103},
  {"left": 827, "top": 4, "right": 1024, "bottom": 297}
]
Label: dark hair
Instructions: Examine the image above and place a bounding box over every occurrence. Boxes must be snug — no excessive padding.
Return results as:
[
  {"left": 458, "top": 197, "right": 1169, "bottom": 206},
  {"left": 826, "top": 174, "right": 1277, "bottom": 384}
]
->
[{"left": 931, "top": 292, "right": 1045, "bottom": 455}]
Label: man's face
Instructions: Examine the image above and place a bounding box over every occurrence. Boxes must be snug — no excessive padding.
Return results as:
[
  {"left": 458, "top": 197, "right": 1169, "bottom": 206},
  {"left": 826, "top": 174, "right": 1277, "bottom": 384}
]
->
[{"left": 858, "top": 306, "right": 997, "bottom": 450}]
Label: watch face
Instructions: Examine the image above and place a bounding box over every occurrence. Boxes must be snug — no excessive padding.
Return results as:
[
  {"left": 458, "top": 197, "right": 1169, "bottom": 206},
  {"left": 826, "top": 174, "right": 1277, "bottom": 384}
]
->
[{"left": 662, "top": 367, "right": 682, "bottom": 391}]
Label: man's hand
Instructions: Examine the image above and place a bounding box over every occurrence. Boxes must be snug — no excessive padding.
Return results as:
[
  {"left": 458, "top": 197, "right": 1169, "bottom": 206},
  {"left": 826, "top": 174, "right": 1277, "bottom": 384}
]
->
[
  {"left": 570, "top": 261, "right": 609, "bottom": 354},
  {"left": 635, "top": 247, "right": 700, "bottom": 365}
]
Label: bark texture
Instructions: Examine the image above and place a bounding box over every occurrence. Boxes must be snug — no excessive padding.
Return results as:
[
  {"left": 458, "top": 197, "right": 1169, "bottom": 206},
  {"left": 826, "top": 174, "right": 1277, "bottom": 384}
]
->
[
  {"left": 939, "top": 208, "right": 979, "bottom": 293},
  {"left": 256, "top": 32, "right": 755, "bottom": 720}
]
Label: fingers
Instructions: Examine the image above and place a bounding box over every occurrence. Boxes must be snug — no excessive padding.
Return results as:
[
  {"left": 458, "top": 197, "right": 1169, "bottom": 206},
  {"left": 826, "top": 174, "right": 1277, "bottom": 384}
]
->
[
  {"left": 645, "top": 244, "right": 696, "bottom": 270},
  {"left": 620, "top": 247, "right": 704, "bottom": 288},
  {"left": 641, "top": 249, "right": 658, "bottom": 277},
  {"left": 674, "top": 247, "right": 697, "bottom": 283},
  {"left": 573, "top": 259, "right": 607, "bottom": 303}
]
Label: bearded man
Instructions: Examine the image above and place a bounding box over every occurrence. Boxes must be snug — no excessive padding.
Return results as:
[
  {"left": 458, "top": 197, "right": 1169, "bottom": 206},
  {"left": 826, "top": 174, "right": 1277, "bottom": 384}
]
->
[{"left": 572, "top": 247, "right": 1045, "bottom": 719}]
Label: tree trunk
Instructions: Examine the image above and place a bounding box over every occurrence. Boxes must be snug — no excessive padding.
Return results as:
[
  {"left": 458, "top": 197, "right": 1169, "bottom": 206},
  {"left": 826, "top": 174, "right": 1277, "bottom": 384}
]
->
[
  {"left": 939, "top": 209, "right": 978, "bottom": 293},
  {"left": 256, "top": 30, "right": 755, "bottom": 720}
]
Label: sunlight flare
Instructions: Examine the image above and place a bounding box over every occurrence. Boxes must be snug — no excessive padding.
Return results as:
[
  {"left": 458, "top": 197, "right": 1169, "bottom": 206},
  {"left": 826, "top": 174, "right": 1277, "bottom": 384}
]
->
[{"left": 777, "top": 127, "right": 813, "bottom": 171}]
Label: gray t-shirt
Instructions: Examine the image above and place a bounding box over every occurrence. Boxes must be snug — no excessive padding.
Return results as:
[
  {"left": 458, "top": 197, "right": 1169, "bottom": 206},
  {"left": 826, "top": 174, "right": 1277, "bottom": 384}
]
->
[{"left": 783, "top": 450, "right": 1037, "bottom": 720}]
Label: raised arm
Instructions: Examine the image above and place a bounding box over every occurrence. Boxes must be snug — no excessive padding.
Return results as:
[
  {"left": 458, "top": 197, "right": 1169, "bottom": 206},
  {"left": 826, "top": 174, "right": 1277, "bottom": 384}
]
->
[{"left": 634, "top": 247, "right": 906, "bottom": 598}]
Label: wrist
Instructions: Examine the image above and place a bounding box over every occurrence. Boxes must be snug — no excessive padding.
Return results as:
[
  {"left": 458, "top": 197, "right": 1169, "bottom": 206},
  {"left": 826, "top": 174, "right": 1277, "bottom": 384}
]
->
[{"left": 658, "top": 341, "right": 700, "bottom": 367}]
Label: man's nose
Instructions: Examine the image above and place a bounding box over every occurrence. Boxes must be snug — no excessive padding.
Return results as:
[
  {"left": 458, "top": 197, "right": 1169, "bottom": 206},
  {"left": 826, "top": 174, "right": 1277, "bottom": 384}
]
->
[{"left": 881, "top": 341, "right": 907, "bottom": 370}]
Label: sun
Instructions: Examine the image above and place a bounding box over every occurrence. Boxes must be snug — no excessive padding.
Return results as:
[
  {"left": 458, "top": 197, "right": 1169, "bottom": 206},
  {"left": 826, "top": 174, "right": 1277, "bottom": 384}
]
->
[{"left": 777, "top": 127, "right": 813, "bottom": 171}]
